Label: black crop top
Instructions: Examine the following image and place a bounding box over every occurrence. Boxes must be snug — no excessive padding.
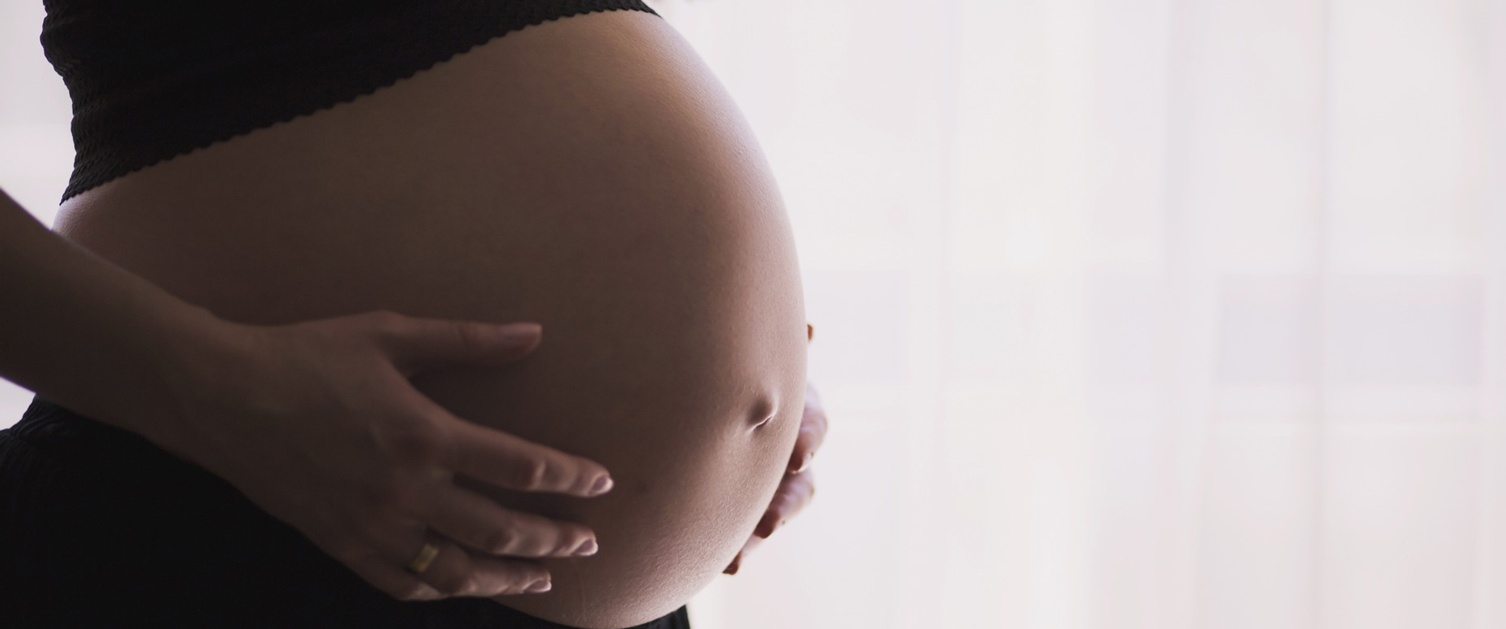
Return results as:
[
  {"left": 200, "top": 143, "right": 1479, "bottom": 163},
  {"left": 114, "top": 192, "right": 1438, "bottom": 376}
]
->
[{"left": 39, "top": 0, "right": 658, "bottom": 202}]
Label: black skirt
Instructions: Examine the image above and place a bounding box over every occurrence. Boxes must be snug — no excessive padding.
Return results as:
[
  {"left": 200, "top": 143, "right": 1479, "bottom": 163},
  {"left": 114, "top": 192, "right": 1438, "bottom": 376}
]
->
[{"left": 0, "top": 396, "right": 690, "bottom": 628}]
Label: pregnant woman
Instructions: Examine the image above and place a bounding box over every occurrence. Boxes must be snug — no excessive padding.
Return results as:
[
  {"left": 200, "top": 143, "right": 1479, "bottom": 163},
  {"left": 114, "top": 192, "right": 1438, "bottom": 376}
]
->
[{"left": 0, "top": 1, "right": 822, "bottom": 627}]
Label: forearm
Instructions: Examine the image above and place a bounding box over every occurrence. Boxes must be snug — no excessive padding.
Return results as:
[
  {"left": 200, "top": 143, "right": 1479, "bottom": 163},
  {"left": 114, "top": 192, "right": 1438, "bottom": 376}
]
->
[{"left": 0, "top": 188, "right": 225, "bottom": 447}]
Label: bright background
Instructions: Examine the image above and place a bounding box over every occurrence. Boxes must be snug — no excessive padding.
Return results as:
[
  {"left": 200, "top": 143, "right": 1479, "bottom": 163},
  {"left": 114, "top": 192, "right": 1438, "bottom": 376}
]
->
[{"left": 4, "top": 1, "right": 1506, "bottom": 628}]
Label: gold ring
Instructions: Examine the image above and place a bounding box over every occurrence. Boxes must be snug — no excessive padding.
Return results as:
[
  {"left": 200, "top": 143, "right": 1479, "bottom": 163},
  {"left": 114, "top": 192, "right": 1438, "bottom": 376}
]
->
[{"left": 406, "top": 541, "right": 441, "bottom": 575}]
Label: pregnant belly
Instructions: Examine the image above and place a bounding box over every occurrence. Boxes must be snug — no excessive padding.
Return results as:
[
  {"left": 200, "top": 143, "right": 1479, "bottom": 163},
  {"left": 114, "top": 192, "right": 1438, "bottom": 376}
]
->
[{"left": 53, "top": 11, "right": 806, "bottom": 628}]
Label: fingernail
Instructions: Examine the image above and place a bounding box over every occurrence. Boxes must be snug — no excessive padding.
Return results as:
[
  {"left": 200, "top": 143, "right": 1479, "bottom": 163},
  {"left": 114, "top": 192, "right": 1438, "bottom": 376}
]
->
[
  {"left": 760, "top": 519, "right": 784, "bottom": 538},
  {"left": 588, "top": 475, "right": 614, "bottom": 496},
  {"left": 574, "top": 538, "right": 598, "bottom": 556},
  {"left": 755, "top": 513, "right": 776, "bottom": 538},
  {"left": 525, "top": 579, "right": 552, "bottom": 593}
]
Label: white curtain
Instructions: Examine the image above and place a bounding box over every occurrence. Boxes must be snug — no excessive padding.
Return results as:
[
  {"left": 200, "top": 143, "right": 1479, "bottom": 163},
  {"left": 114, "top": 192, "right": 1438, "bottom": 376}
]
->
[
  {"left": 0, "top": 2, "right": 73, "bottom": 415},
  {"left": 654, "top": 1, "right": 1506, "bottom": 628},
  {"left": 4, "top": 1, "right": 1506, "bottom": 627}
]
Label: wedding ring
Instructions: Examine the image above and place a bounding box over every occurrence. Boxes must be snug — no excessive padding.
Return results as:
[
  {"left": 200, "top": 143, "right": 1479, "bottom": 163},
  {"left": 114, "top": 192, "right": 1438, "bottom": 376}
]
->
[{"left": 406, "top": 541, "right": 442, "bottom": 575}]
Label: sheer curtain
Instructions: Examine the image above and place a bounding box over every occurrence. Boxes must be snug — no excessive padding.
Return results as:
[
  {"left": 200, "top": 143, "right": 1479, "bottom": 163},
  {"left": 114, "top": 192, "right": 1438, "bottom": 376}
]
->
[
  {"left": 0, "top": 1, "right": 72, "bottom": 417},
  {"left": 3, "top": 1, "right": 1504, "bottom": 628},
  {"left": 656, "top": 0, "right": 1506, "bottom": 628}
]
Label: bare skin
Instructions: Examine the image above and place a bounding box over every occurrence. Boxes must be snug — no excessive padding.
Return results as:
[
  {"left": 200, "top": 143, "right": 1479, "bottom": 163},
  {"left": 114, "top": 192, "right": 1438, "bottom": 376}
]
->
[
  {"left": 727, "top": 347, "right": 826, "bottom": 576},
  {"left": 53, "top": 10, "right": 807, "bottom": 628},
  {"left": 0, "top": 185, "right": 618, "bottom": 602}
]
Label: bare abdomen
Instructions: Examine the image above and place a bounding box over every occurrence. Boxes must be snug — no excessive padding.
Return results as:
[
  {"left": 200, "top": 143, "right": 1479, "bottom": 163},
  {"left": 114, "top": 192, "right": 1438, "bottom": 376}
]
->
[{"left": 54, "top": 11, "right": 806, "bottom": 628}]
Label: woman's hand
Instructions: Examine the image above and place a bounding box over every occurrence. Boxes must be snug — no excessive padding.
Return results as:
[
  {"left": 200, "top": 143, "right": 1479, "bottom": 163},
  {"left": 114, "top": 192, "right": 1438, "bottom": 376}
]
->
[
  {"left": 159, "top": 311, "right": 613, "bottom": 601},
  {"left": 723, "top": 324, "right": 827, "bottom": 575}
]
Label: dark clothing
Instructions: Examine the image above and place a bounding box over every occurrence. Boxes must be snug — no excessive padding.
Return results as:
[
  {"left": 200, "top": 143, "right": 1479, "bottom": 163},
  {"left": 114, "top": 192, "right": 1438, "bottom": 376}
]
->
[
  {"left": 39, "top": 0, "right": 658, "bottom": 201},
  {"left": 0, "top": 396, "right": 691, "bottom": 628},
  {"left": 20, "top": 2, "right": 684, "bottom": 624}
]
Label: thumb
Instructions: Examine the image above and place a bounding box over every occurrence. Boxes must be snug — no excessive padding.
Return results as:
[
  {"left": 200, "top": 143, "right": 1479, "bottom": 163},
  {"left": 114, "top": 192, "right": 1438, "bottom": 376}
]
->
[{"left": 381, "top": 316, "right": 543, "bottom": 376}]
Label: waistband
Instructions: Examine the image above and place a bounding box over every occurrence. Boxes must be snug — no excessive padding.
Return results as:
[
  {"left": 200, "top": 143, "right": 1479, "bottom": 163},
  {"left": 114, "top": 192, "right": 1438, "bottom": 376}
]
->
[
  {"left": 3, "top": 395, "right": 236, "bottom": 496},
  {"left": 10, "top": 395, "right": 135, "bottom": 441}
]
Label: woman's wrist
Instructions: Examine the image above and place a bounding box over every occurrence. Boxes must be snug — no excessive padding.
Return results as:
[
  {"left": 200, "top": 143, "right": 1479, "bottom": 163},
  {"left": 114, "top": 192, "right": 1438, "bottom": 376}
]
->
[
  {"left": 137, "top": 302, "right": 252, "bottom": 459},
  {"left": 0, "top": 187, "right": 245, "bottom": 455}
]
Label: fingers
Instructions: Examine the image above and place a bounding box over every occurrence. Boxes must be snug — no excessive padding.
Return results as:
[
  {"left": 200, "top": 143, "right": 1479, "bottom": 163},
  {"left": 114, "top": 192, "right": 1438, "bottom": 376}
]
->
[
  {"left": 338, "top": 474, "right": 593, "bottom": 601},
  {"left": 787, "top": 382, "right": 829, "bottom": 474},
  {"left": 723, "top": 472, "right": 812, "bottom": 575},
  {"left": 732, "top": 380, "right": 824, "bottom": 577},
  {"left": 373, "top": 312, "right": 544, "bottom": 376},
  {"left": 724, "top": 535, "right": 764, "bottom": 575},
  {"left": 367, "top": 311, "right": 614, "bottom": 496},
  {"left": 443, "top": 414, "right": 614, "bottom": 497},
  {"left": 467, "top": 556, "right": 554, "bottom": 596},
  {"left": 408, "top": 539, "right": 553, "bottom": 597},
  {"left": 427, "top": 485, "right": 599, "bottom": 559},
  {"left": 366, "top": 311, "right": 613, "bottom": 496},
  {"left": 754, "top": 469, "right": 816, "bottom": 539},
  {"left": 343, "top": 552, "right": 446, "bottom": 601}
]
